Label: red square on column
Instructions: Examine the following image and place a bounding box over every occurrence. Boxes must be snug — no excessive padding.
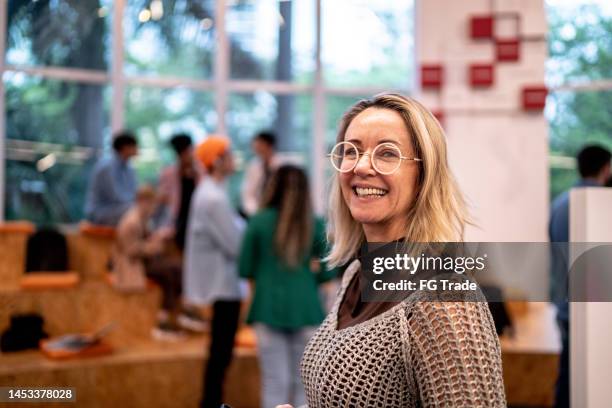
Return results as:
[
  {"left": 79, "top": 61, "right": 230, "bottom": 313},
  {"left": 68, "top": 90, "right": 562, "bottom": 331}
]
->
[
  {"left": 522, "top": 86, "right": 548, "bottom": 111},
  {"left": 421, "top": 65, "right": 443, "bottom": 89},
  {"left": 470, "top": 16, "right": 494, "bottom": 39},
  {"left": 469, "top": 64, "right": 494, "bottom": 87},
  {"left": 496, "top": 39, "right": 520, "bottom": 61}
]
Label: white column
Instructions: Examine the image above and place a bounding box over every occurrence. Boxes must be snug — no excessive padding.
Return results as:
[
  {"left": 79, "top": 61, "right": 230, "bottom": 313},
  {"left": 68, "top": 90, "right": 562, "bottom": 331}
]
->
[
  {"left": 214, "top": 0, "right": 229, "bottom": 136},
  {"left": 569, "top": 187, "right": 612, "bottom": 408},
  {"left": 312, "top": 0, "right": 325, "bottom": 215},
  {"left": 111, "top": 0, "right": 126, "bottom": 133}
]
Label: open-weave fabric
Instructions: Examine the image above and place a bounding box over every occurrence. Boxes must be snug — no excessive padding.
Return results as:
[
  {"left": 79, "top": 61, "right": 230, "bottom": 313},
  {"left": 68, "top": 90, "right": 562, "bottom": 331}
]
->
[{"left": 301, "top": 260, "right": 506, "bottom": 407}]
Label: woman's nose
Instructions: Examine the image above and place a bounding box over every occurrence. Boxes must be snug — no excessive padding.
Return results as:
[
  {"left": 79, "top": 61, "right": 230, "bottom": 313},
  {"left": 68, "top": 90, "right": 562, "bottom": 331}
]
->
[{"left": 353, "top": 152, "right": 375, "bottom": 176}]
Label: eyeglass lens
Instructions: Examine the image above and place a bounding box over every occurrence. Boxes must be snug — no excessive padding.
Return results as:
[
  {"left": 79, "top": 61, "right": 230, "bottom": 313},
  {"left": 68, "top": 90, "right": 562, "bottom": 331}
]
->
[{"left": 330, "top": 142, "right": 403, "bottom": 174}]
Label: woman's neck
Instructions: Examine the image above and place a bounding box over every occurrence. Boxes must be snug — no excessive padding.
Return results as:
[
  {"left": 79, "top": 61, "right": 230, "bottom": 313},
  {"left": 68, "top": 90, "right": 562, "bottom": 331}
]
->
[{"left": 362, "top": 221, "right": 405, "bottom": 242}]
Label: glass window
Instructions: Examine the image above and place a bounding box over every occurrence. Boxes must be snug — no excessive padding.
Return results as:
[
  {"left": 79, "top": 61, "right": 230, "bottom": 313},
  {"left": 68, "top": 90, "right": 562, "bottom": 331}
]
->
[
  {"left": 4, "top": 73, "right": 110, "bottom": 223},
  {"left": 6, "top": 0, "right": 112, "bottom": 70},
  {"left": 547, "top": 90, "right": 612, "bottom": 199},
  {"left": 546, "top": 1, "right": 612, "bottom": 199},
  {"left": 323, "top": 95, "right": 369, "bottom": 184},
  {"left": 227, "top": 0, "right": 315, "bottom": 83},
  {"left": 226, "top": 92, "right": 312, "bottom": 204},
  {"left": 322, "top": 0, "right": 414, "bottom": 89},
  {"left": 124, "top": 86, "right": 216, "bottom": 183},
  {"left": 2, "top": 0, "right": 419, "bottom": 222},
  {"left": 325, "top": 95, "right": 369, "bottom": 148},
  {"left": 546, "top": 1, "right": 612, "bottom": 86},
  {"left": 124, "top": 0, "right": 216, "bottom": 78}
]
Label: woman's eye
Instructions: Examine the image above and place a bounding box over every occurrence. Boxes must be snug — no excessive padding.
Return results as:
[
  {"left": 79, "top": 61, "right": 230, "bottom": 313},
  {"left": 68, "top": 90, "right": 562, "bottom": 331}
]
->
[
  {"left": 378, "top": 149, "right": 399, "bottom": 158},
  {"left": 344, "top": 148, "right": 358, "bottom": 158}
]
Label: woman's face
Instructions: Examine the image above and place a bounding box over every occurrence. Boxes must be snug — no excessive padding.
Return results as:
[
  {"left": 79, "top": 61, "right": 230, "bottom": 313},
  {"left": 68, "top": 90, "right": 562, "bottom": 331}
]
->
[{"left": 339, "top": 107, "right": 420, "bottom": 238}]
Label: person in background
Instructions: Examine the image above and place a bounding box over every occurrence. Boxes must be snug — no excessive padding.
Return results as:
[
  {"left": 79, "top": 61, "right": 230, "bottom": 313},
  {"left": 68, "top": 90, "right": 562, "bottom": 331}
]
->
[
  {"left": 158, "top": 133, "right": 201, "bottom": 250},
  {"left": 239, "top": 165, "right": 336, "bottom": 408},
  {"left": 157, "top": 133, "right": 207, "bottom": 332},
  {"left": 241, "top": 131, "right": 278, "bottom": 217},
  {"left": 112, "top": 185, "right": 183, "bottom": 340},
  {"left": 183, "top": 136, "right": 245, "bottom": 408},
  {"left": 549, "top": 144, "right": 611, "bottom": 408},
  {"left": 85, "top": 131, "right": 138, "bottom": 226}
]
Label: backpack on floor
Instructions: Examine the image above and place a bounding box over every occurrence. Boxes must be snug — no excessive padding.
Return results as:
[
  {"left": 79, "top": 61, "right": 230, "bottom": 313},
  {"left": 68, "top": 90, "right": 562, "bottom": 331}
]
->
[{"left": 25, "top": 228, "right": 69, "bottom": 272}]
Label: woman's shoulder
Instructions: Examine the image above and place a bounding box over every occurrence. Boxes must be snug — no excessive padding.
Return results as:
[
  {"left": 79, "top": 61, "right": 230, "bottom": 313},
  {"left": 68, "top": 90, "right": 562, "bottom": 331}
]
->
[
  {"left": 251, "top": 207, "right": 277, "bottom": 223},
  {"left": 400, "top": 288, "right": 495, "bottom": 336}
]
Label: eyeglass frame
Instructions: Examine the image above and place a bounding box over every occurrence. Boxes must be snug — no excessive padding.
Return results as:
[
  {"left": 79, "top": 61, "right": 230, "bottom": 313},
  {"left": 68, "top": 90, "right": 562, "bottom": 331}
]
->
[{"left": 328, "top": 141, "right": 422, "bottom": 175}]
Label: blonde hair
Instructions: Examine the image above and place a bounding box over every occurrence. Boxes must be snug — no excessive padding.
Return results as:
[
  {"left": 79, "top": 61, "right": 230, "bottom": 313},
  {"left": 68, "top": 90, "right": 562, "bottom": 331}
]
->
[{"left": 326, "top": 93, "right": 470, "bottom": 267}]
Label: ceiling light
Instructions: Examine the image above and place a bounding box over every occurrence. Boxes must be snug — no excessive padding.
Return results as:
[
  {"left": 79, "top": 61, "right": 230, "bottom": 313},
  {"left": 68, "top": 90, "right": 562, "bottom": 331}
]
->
[{"left": 139, "top": 9, "right": 151, "bottom": 23}]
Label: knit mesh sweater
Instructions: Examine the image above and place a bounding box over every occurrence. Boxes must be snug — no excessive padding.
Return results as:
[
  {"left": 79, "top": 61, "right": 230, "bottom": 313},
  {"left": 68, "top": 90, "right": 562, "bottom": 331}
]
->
[{"left": 300, "top": 260, "right": 507, "bottom": 407}]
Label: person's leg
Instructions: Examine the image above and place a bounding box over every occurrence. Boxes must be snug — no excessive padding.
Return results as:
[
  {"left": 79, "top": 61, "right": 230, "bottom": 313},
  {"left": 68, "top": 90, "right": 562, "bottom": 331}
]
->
[
  {"left": 254, "top": 323, "right": 291, "bottom": 408},
  {"left": 162, "top": 260, "right": 182, "bottom": 314},
  {"left": 288, "top": 326, "right": 317, "bottom": 407},
  {"left": 201, "top": 300, "right": 241, "bottom": 408},
  {"left": 554, "top": 316, "right": 569, "bottom": 408},
  {"left": 145, "top": 263, "right": 175, "bottom": 312}
]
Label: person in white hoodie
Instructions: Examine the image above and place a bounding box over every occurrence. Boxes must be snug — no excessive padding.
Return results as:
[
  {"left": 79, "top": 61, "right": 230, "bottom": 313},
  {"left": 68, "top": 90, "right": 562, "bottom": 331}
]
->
[{"left": 183, "top": 135, "right": 245, "bottom": 408}]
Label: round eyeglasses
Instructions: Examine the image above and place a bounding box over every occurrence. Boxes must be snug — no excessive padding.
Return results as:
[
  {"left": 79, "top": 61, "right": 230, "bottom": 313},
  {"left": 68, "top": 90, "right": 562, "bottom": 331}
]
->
[{"left": 329, "top": 141, "right": 422, "bottom": 175}]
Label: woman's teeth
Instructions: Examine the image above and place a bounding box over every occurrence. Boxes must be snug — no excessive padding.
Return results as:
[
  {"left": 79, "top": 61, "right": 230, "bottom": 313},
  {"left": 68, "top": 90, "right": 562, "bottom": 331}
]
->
[{"left": 354, "top": 187, "right": 388, "bottom": 197}]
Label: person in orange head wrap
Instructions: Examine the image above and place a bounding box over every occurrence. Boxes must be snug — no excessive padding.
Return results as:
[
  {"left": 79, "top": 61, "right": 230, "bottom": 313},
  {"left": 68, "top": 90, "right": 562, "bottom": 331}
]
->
[
  {"left": 183, "top": 135, "right": 246, "bottom": 408},
  {"left": 194, "top": 135, "right": 232, "bottom": 173}
]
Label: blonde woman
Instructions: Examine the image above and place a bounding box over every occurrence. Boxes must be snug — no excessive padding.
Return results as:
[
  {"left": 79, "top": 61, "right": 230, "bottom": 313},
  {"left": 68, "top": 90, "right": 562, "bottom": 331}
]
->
[{"left": 278, "top": 93, "right": 506, "bottom": 407}]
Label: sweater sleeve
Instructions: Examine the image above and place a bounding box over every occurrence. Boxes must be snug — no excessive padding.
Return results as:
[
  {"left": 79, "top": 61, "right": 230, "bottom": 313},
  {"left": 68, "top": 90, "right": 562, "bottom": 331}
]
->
[{"left": 404, "top": 299, "right": 506, "bottom": 407}]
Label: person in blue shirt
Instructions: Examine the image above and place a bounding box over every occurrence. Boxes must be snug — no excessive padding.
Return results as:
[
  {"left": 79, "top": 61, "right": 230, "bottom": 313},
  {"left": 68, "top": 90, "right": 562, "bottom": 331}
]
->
[
  {"left": 549, "top": 144, "right": 610, "bottom": 408},
  {"left": 85, "top": 131, "right": 139, "bottom": 226}
]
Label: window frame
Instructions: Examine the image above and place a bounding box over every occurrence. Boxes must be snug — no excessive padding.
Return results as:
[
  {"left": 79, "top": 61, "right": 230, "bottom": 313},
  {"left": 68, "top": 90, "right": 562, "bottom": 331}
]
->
[{"left": 0, "top": 0, "right": 417, "bottom": 220}]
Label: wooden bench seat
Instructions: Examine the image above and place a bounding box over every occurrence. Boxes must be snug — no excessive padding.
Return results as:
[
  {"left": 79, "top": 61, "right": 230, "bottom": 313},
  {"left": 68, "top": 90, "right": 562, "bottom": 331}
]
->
[
  {"left": 20, "top": 272, "right": 80, "bottom": 290},
  {"left": 0, "top": 222, "right": 35, "bottom": 289},
  {"left": 0, "top": 336, "right": 260, "bottom": 408},
  {"left": 0, "top": 282, "right": 161, "bottom": 347}
]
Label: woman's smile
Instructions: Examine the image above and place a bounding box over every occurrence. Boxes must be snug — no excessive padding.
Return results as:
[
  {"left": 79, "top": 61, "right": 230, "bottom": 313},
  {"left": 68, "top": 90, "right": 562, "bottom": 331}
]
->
[{"left": 352, "top": 184, "right": 389, "bottom": 199}]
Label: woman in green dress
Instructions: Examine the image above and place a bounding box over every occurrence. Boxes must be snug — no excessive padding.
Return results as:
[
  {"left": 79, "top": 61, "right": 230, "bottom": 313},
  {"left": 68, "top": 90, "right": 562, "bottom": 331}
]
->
[{"left": 239, "top": 165, "right": 336, "bottom": 408}]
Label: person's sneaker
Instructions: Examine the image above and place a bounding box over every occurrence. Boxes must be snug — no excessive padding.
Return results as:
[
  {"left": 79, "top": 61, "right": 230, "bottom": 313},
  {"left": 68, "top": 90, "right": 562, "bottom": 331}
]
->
[
  {"left": 151, "top": 321, "right": 186, "bottom": 342},
  {"left": 177, "top": 308, "right": 208, "bottom": 333}
]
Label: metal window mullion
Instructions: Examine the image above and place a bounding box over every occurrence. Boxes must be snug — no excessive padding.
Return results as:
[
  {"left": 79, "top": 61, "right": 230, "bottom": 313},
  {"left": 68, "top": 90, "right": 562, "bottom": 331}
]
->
[
  {"left": 215, "top": 0, "right": 229, "bottom": 135},
  {"left": 111, "top": 0, "right": 126, "bottom": 133},
  {"left": 549, "top": 79, "right": 612, "bottom": 93},
  {"left": 3, "top": 64, "right": 109, "bottom": 84},
  {"left": 312, "top": 0, "right": 325, "bottom": 215},
  {"left": 324, "top": 86, "right": 411, "bottom": 97},
  {"left": 227, "top": 80, "right": 311, "bottom": 94},
  {"left": 124, "top": 75, "right": 214, "bottom": 91}
]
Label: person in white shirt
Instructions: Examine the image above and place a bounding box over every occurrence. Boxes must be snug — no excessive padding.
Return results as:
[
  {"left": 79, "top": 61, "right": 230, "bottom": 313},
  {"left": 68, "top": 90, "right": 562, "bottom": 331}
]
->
[
  {"left": 240, "top": 131, "right": 278, "bottom": 216},
  {"left": 183, "top": 135, "right": 245, "bottom": 408}
]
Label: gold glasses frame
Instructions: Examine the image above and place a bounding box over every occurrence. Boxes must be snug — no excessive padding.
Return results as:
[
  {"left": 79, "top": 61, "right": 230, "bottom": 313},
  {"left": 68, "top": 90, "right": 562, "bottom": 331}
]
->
[{"left": 328, "top": 141, "right": 422, "bottom": 175}]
